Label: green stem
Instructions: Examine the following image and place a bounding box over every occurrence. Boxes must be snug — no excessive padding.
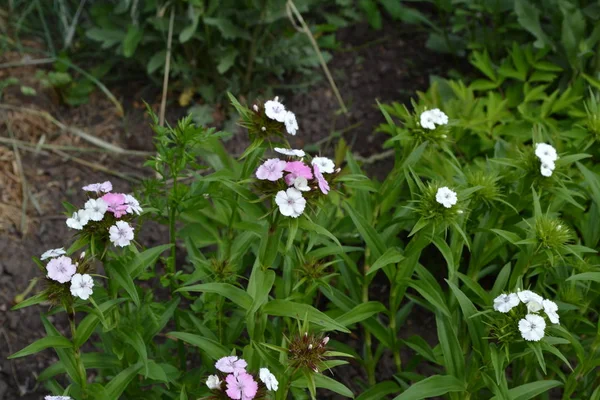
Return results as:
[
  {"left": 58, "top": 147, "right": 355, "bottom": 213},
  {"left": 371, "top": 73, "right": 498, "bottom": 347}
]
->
[
  {"left": 388, "top": 287, "right": 402, "bottom": 373},
  {"left": 362, "top": 250, "right": 376, "bottom": 386},
  {"left": 69, "top": 304, "right": 87, "bottom": 397}
]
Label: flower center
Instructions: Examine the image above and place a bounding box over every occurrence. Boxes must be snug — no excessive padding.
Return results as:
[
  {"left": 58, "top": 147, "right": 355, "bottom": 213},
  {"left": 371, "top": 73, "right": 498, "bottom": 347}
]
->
[
  {"left": 530, "top": 324, "right": 536, "bottom": 329},
  {"left": 287, "top": 199, "right": 293, "bottom": 205}
]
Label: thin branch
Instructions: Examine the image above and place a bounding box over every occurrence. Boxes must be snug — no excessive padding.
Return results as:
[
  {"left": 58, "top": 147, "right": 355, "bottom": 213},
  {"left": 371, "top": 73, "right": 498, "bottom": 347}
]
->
[
  {"left": 6, "top": 123, "right": 28, "bottom": 234},
  {"left": 286, "top": 0, "right": 348, "bottom": 115},
  {"left": 0, "top": 57, "right": 55, "bottom": 69},
  {"left": 51, "top": 149, "right": 143, "bottom": 182},
  {"left": 159, "top": 7, "right": 175, "bottom": 127},
  {"left": 63, "top": 0, "right": 87, "bottom": 50}
]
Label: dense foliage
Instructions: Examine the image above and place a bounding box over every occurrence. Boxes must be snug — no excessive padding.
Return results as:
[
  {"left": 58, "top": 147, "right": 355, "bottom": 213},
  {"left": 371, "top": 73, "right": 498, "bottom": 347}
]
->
[{"left": 7, "top": 1, "right": 600, "bottom": 399}]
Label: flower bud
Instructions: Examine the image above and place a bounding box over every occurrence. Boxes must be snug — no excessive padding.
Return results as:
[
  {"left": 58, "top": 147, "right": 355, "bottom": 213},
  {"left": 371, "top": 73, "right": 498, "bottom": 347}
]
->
[{"left": 253, "top": 104, "right": 259, "bottom": 112}]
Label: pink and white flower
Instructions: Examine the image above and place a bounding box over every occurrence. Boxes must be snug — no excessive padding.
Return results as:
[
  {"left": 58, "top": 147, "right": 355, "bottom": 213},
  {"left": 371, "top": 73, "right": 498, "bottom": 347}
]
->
[
  {"left": 311, "top": 157, "right": 335, "bottom": 174},
  {"left": 101, "top": 193, "right": 128, "bottom": 218},
  {"left": 275, "top": 188, "right": 306, "bottom": 218},
  {"left": 284, "top": 161, "right": 313, "bottom": 185},
  {"left": 41, "top": 248, "right": 66, "bottom": 261},
  {"left": 313, "top": 164, "right": 330, "bottom": 195},
  {"left": 206, "top": 374, "right": 221, "bottom": 390},
  {"left": 84, "top": 198, "right": 108, "bottom": 221},
  {"left": 274, "top": 147, "right": 305, "bottom": 158},
  {"left": 70, "top": 273, "right": 94, "bottom": 300},
  {"left": 225, "top": 372, "right": 258, "bottom": 400},
  {"left": 124, "top": 194, "right": 143, "bottom": 215},
  {"left": 264, "top": 99, "right": 286, "bottom": 122},
  {"left": 109, "top": 221, "right": 134, "bottom": 247},
  {"left": 284, "top": 111, "right": 298, "bottom": 135},
  {"left": 259, "top": 368, "right": 279, "bottom": 391},
  {"left": 216, "top": 356, "right": 248, "bottom": 375},
  {"left": 46, "top": 256, "right": 76, "bottom": 283},
  {"left": 66, "top": 210, "right": 90, "bottom": 230},
  {"left": 256, "top": 159, "right": 287, "bottom": 182},
  {"left": 82, "top": 181, "right": 112, "bottom": 194}
]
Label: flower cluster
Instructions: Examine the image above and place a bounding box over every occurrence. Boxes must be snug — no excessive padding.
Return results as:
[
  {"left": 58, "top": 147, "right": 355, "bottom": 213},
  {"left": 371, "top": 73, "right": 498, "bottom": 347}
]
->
[
  {"left": 493, "top": 290, "right": 559, "bottom": 342},
  {"left": 534, "top": 143, "right": 558, "bottom": 177},
  {"left": 420, "top": 108, "right": 449, "bottom": 130},
  {"left": 66, "top": 181, "right": 142, "bottom": 248},
  {"left": 288, "top": 333, "right": 330, "bottom": 372},
  {"left": 255, "top": 150, "right": 337, "bottom": 218},
  {"left": 205, "top": 355, "right": 278, "bottom": 399},
  {"left": 42, "top": 250, "right": 94, "bottom": 301}
]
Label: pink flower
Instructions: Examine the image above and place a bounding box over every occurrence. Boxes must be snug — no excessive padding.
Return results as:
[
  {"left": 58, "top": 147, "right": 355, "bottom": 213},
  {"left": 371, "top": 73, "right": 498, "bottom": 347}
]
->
[
  {"left": 216, "top": 356, "right": 247, "bottom": 375},
  {"left": 313, "top": 164, "right": 330, "bottom": 194},
  {"left": 284, "top": 161, "right": 313, "bottom": 186},
  {"left": 225, "top": 372, "right": 258, "bottom": 400},
  {"left": 46, "top": 256, "right": 76, "bottom": 283},
  {"left": 256, "top": 159, "right": 287, "bottom": 181},
  {"left": 101, "top": 193, "right": 128, "bottom": 218},
  {"left": 82, "top": 181, "right": 112, "bottom": 194}
]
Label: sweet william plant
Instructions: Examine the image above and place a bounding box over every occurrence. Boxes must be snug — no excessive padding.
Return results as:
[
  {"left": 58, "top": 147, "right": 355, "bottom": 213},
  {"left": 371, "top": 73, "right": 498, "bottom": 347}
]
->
[{"left": 9, "top": 87, "right": 600, "bottom": 400}]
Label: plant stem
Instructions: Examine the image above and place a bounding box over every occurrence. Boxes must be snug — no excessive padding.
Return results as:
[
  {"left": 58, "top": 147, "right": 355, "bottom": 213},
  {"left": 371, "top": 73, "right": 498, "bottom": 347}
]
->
[
  {"left": 68, "top": 304, "right": 87, "bottom": 398},
  {"left": 362, "top": 249, "right": 376, "bottom": 386},
  {"left": 159, "top": 6, "right": 175, "bottom": 127}
]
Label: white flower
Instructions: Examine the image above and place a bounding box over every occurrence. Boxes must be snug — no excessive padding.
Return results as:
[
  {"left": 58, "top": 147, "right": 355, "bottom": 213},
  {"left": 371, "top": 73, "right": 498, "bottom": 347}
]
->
[
  {"left": 284, "top": 111, "right": 298, "bottom": 135},
  {"left": 435, "top": 187, "right": 458, "bottom": 208},
  {"left": 275, "top": 188, "right": 306, "bottom": 218},
  {"left": 535, "top": 143, "right": 558, "bottom": 162},
  {"left": 430, "top": 108, "right": 448, "bottom": 125},
  {"left": 206, "top": 374, "right": 221, "bottom": 390},
  {"left": 84, "top": 198, "right": 108, "bottom": 221},
  {"left": 493, "top": 293, "right": 520, "bottom": 313},
  {"left": 124, "top": 194, "right": 143, "bottom": 215},
  {"left": 41, "top": 248, "right": 66, "bottom": 261},
  {"left": 542, "top": 299, "right": 560, "bottom": 324},
  {"left": 540, "top": 160, "right": 555, "bottom": 177},
  {"left": 259, "top": 368, "right": 279, "bottom": 391},
  {"left": 293, "top": 176, "right": 311, "bottom": 192},
  {"left": 274, "top": 147, "right": 305, "bottom": 157},
  {"left": 109, "top": 221, "right": 134, "bottom": 247},
  {"left": 311, "top": 157, "right": 335, "bottom": 174},
  {"left": 265, "top": 99, "right": 286, "bottom": 122},
  {"left": 70, "top": 274, "right": 94, "bottom": 300},
  {"left": 517, "top": 290, "right": 543, "bottom": 305},
  {"left": 66, "top": 210, "right": 90, "bottom": 230},
  {"left": 420, "top": 110, "right": 436, "bottom": 130},
  {"left": 518, "top": 314, "right": 546, "bottom": 341}
]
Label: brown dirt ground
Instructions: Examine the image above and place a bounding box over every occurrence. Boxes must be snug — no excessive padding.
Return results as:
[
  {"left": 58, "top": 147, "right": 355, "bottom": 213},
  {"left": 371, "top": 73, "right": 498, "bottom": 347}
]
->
[{"left": 0, "top": 20, "right": 455, "bottom": 399}]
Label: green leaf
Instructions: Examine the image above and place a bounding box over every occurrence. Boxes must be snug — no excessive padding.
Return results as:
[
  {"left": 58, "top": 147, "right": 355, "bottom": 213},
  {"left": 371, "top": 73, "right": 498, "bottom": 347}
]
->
[
  {"left": 367, "top": 247, "right": 404, "bottom": 276},
  {"left": 566, "top": 272, "right": 600, "bottom": 282},
  {"left": 8, "top": 336, "right": 72, "bottom": 359},
  {"left": 490, "top": 380, "right": 563, "bottom": 400},
  {"left": 299, "top": 216, "right": 342, "bottom": 248},
  {"left": 436, "top": 313, "right": 465, "bottom": 380},
  {"left": 123, "top": 25, "right": 143, "bottom": 57},
  {"left": 38, "top": 353, "right": 121, "bottom": 381},
  {"left": 109, "top": 264, "right": 140, "bottom": 307},
  {"left": 336, "top": 302, "right": 386, "bottom": 326},
  {"left": 514, "top": 0, "right": 553, "bottom": 49},
  {"left": 127, "top": 244, "right": 172, "bottom": 278},
  {"left": 217, "top": 48, "right": 239, "bottom": 74},
  {"left": 446, "top": 280, "right": 486, "bottom": 356},
  {"left": 343, "top": 202, "right": 386, "bottom": 259},
  {"left": 177, "top": 283, "right": 253, "bottom": 310},
  {"left": 105, "top": 362, "right": 143, "bottom": 399},
  {"left": 292, "top": 373, "right": 354, "bottom": 397},
  {"left": 392, "top": 375, "right": 465, "bottom": 400},
  {"left": 167, "top": 332, "right": 229, "bottom": 360},
  {"left": 577, "top": 162, "right": 600, "bottom": 207},
  {"left": 11, "top": 291, "right": 48, "bottom": 310},
  {"left": 262, "top": 300, "right": 350, "bottom": 332},
  {"left": 359, "top": 0, "right": 382, "bottom": 29},
  {"left": 203, "top": 17, "right": 251, "bottom": 40},
  {"left": 356, "top": 381, "right": 400, "bottom": 400},
  {"left": 74, "top": 298, "right": 126, "bottom": 347}
]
